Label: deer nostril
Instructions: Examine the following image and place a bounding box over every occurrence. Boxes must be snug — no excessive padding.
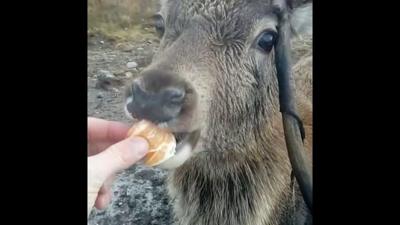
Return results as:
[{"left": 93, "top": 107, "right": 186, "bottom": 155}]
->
[
  {"left": 165, "top": 87, "right": 185, "bottom": 104},
  {"left": 132, "top": 82, "right": 145, "bottom": 96}
]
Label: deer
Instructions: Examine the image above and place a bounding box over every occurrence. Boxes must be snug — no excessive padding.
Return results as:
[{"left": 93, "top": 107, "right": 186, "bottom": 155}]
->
[{"left": 124, "top": 0, "right": 312, "bottom": 224}]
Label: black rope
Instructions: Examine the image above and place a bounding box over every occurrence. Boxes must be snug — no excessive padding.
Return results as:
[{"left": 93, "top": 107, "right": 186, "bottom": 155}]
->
[
  {"left": 274, "top": 1, "right": 312, "bottom": 213},
  {"left": 281, "top": 109, "right": 306, "bottom": 142}
]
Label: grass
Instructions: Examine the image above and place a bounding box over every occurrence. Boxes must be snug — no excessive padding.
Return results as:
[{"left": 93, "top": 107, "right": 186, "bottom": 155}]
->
[{"left": 88, "top": 0, "right": 158, "bottom": 42}]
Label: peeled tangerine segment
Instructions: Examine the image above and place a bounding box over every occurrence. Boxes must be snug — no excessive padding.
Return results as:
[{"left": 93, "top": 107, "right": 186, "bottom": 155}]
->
[{"left": 127, "top": 120, "right": 176, "bottom": 166}]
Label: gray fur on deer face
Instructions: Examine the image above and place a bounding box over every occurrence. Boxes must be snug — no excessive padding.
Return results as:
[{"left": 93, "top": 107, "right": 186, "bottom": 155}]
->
[{"left": 125, "top": 0, "right": 292, "bottom": 168}]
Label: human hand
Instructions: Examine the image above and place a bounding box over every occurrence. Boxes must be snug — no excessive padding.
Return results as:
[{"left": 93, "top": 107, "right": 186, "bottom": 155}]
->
[{"left": 87, "top": 117, "right": 149, "bottom": 216}]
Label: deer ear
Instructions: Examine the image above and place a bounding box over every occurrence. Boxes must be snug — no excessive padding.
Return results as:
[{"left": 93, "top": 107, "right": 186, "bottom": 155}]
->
[{"left": 290, "top": 3, "right": 312, "bottom": 37}]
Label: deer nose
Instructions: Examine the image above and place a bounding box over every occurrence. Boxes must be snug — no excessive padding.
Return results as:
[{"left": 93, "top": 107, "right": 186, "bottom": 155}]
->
[
  {"left": 164, "top": 87, "right": 186, "bottom": 104},
  {"left": 126, "top": 79, "right": 186, "bottom": 123}
]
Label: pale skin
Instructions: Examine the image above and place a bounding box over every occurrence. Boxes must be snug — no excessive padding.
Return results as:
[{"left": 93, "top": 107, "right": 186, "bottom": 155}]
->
[{"left": 87, "top": 117, "right": 149, "bottom": 216}]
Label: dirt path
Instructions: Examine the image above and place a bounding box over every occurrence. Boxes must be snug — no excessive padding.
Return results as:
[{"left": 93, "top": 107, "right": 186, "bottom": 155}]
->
[{"left": 88, "top": 36, "right": 174, "bottom": 225}]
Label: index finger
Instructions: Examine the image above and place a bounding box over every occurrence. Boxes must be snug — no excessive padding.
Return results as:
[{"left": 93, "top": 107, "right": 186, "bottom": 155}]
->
[{"left": 88, "top": 117, "right": 130, "bottom": 143}]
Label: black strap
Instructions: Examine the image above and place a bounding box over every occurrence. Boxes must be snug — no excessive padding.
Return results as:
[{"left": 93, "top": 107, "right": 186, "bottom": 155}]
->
[
  {"left": 280, "top": 108, "right": 306, "bottom": 142},
  {"left": 274, "top": 1, "right": 312, "bottom": 213}
]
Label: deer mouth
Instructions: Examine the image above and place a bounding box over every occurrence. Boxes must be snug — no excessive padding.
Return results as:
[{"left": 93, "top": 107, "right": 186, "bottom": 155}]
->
[
  {"left": 157, "top": 128, "right": 201, "bottom": 169},
  {"left": 124, "top": 105, "right": 201, "bottom": 169}
]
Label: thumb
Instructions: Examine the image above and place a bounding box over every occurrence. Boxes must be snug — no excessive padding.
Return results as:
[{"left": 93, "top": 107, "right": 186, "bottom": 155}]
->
[
  {"left": 89, "top": 137, "right": 149, "bottom": 180},
  {"left": 87, "top": 137, "right": 148, "bottom": 216}
]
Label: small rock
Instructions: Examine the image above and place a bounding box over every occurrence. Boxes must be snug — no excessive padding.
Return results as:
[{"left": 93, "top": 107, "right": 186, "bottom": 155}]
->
[
  {"left": 135, "top": 212, "right": 152, "bottom": 225},
  {"left": 135, "top": 169, "right": 156, "bottom": 179},
  {"left": 128, "top": 199, "right": 137, "bottom": 208},
  {"left": 117, "top": 43, "right": 134, "bottom": 52},
  {"left": 137, "top": 47, "right": 144, "bottom": 51},
  {"left": 95, "top": 79, "right": 110, "bottom": 90},
  {"left": 162, "top": 198, "right": 169, "bottom": 205},
  {"left": 96, "top": 70, "right": 124, "bottom": 90},
  {"left": 113, "top": 70, "right": 126, "bottom": 77},
  {"left": 94, "top": 101, "right": 103, "bottom": 109},
  {"left": 154, "top": 215, "right": 162, "bottom": 220},
  {"left": 151, "top": 177, "right": 165, "bottom": 187},
  {"left": 125, "top": 72, "right": 133, "bottom": 78},
  {"left": 127, "top": 61, "right": 138, "bottom": 69},
  {"left": 151, "top": 220, "right": 160, "bottom": 225},
  {"left": 117, "top": 201, "right": 123, "bottom": 206},
  {"left": 100, "top": 40, "right": 104, "bottom": 44},
  {"left": 96, "top": 93, "right": 103, "bottom": 98},
  {"left": 98, "top": 70, "right": 114, "bottom": 78}
]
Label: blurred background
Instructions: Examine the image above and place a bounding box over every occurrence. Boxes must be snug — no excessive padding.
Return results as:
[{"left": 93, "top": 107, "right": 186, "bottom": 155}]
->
[{"left": 88, "top": 0, "right": 159, "bottom": 42}]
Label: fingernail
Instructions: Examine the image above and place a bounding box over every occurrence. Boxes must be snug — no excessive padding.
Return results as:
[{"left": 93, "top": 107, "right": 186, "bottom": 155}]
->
[{"left": 128, "top": 137, "right": 149, "bottom": 157}]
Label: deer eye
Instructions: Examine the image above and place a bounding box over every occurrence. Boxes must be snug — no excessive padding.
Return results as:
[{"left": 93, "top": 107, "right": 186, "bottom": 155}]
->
[
  {"left": 153, "top": 14, "right": 165, "bottom": 37},
  {"left": 256, "top": 30, "right": 277, "bottom": 53}
]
